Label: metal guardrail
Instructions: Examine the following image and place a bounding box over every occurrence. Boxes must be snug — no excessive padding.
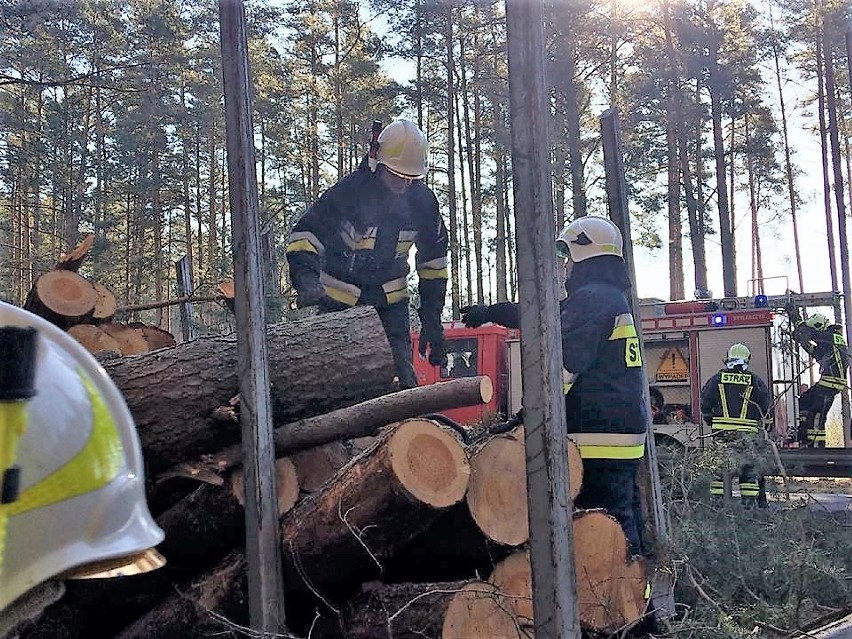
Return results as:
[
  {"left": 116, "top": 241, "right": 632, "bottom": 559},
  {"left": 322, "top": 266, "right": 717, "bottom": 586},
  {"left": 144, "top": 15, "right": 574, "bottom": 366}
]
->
[{"left": 777, "top": 449, "right": 852, "bottom": 478}]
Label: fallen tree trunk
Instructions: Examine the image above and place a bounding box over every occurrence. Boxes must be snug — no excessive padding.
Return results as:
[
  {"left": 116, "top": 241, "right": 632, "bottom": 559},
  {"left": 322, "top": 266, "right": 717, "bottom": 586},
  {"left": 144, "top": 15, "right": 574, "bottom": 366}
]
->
[
  {"left": 167, "top": 375, "right": 492, "bottom": 475},
  {"left": 112, "top": 552, "right": 249, "bottom": 639},
  {"left": 104, "top": 306, "right": 396, "bottom": 473},
  {"left": 281, "top": 419, "right": 470, "bottom": 602}
]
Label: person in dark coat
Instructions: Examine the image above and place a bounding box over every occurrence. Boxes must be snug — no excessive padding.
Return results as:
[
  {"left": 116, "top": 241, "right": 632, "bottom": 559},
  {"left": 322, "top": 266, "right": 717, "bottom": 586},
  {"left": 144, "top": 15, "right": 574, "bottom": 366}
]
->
[
  {"left": 287, "top": 120, "right": 448, "bottom": 388},
  {"left": 461, "top": 216, "right": 647, "bottom": 555}
]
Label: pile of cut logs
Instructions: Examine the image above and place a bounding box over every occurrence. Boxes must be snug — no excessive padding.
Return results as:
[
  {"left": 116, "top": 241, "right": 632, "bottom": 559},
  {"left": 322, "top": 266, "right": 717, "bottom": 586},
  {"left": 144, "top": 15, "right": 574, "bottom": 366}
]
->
[
  {"left": 22, "top": 235, "right": 178, "bottom": 356},
  {"left": 15, "top": 305, "right": 648, "bottom": 639}
]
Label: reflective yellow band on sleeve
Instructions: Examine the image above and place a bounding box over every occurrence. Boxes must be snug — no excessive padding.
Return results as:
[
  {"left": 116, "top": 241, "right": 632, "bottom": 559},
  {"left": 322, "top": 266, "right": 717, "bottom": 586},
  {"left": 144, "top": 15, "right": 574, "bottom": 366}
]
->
[
  {"left": 286, "top": 239, "right": 318, "bottom": 254},
  {"left": 576, "top": 443, "right": 646, "bottom": 460},
  {"left": 395, "top": 241, "right": 414, "bottom": 256},
  {"left": 418, "top": 267, "right": 449, "bottom": 280},
  {"left": 319, "top": 272, "right": 361, "bottom": 307},
  {"left": 817, "top": 376, "right": 846, "bottom": 390},
  {"left": 609, "top": 324, "right": 638, "bottom": 340}
]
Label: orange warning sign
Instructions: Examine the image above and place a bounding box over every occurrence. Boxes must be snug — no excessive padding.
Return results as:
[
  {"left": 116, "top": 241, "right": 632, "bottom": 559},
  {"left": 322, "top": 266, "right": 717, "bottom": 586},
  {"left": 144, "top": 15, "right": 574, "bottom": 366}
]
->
[{"left": 656, "top": 347, "right": 689, "bottom": 382}]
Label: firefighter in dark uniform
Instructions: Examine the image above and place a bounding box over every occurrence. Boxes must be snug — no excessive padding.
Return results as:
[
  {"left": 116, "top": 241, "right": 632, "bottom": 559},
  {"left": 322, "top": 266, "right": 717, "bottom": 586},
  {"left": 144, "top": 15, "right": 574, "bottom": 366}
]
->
[
  {"left": 699, "top": 343, "right": 772, "bottom": 505},
  {"left": 286, "top": 120, "right": 449, "bottom": 388},
  {"left": 784, "top": 305, "right": 849, "bottom": 447},
  {"left": 460, "top": 216, "right": 647, "bottom": 555}
]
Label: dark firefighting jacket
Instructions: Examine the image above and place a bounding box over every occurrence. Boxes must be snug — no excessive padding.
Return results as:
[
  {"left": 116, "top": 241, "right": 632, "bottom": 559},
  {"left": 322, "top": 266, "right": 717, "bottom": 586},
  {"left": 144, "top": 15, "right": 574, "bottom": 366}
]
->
[
  {"left": 285, "top": 168, "right": 448, "bottom": 326},
  {"left": 475, "top": 257, "right": 648, "bottom": 461},
  {"left": 792, "top": 323, "right": 849, "bottom": 392},
  {"left": 699, "top": 367, "right": 771, "bottom": 434},
  {"left": 561, "top": 257, "right": 647, "bottom": 461}
]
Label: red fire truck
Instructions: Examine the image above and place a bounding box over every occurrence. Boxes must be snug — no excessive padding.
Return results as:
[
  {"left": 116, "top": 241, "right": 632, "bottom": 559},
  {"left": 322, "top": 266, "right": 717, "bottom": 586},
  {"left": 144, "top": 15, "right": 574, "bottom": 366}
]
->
[{"left": 412, "top": 291, "right": 852, "bottom": 475}]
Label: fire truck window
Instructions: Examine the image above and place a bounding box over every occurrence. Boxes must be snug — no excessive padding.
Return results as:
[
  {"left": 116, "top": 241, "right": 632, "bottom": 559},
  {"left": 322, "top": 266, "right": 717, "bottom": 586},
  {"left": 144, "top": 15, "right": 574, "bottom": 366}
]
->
[{"left": 441, "top": 338, "right": 478, "bottom": 379}]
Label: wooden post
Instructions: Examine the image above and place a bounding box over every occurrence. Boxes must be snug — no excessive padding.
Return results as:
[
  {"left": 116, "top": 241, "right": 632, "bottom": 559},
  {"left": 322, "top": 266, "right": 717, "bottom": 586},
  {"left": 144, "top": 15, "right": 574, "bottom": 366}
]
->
[
  {"left": 174, "top": 256, "right": 197, "bottom": 342},
  {"left": 600, "top": 108, "right": 675, "bottom": 619},
  {"left": 504, "top": 1, "right": 580, "bottom": 637},
  {"left": 218, "top": 0, "right": 287, "bottom": 633}
]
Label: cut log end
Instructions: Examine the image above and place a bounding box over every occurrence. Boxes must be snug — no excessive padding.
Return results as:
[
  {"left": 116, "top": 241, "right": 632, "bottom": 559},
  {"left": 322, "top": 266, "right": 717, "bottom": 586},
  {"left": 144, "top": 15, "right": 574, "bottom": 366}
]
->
[
  {"left": 568, "top": 439, "right": 583, "bottom": 501},
  {"left": 488, "top": 550, "right": 533, "bottom": 623},
  {"left": 92, "top": 283, "right": 117, "bottom": 321},
  {"left": 479, "top": 375, "right": 493, "bottom": 404},
  {"left": 291, "top": 442, "right": 349, "bottom": 492},
  {"left": 441, "top": 582, "right": 522, "bottom": 639},
  {"left": 231, "top": 457, "right": 299, "bottom": 516},
  {"left": 389, "top": 418, "right": 470, "bottom": 508},
  {"left": 34, "top": 270, "right": 97, "bottom": 319},
  {"left": 100, "top": 323, "right": 149, "bottom": 355},
  {"left": 67, "top": 324, "right": 122, "bottom": 355},
  {"left": 466, "top": 429, "right": 528, "bottom": 546}
]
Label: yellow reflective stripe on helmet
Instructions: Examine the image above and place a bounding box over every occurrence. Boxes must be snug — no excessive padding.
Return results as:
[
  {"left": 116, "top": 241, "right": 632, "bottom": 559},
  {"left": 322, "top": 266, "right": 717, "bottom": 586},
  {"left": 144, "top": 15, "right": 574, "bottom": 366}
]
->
[
  {"left": 0, "top": 401, "right": 29, "bottom": 575},
  {"left": 7, "top": 373, "right": 123, "bottom": 518}
]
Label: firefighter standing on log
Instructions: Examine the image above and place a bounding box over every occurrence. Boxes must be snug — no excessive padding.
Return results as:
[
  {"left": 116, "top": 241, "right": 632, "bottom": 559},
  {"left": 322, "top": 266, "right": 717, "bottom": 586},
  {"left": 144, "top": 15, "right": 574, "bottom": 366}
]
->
[
  {"left": 286, "top": 119, "right": 449, "bottom": 389},
  {"left": 784, "top": 303, "right": 849, "bottom": 447},
  {"left": 460, "top": 216, "right": 647, "bottom": 555},
  {"left": 699, "top": 343, "right": 772, "bottom": 506}
]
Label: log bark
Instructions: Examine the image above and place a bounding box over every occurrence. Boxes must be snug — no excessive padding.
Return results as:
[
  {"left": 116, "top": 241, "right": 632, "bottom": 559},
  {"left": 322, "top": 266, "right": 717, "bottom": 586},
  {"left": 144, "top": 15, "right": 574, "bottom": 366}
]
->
[
  {"left": 321, "top": 580, "right": 472, "bottom": 639},
  {"left": 23, "top": 271, "right": 96, "bottom": 329},
  {"left": 105, "top": 306, "right": 396, "bottom": 473},
  {"left": 291, "top": 443, "right": 349, "bottom": 492},
  {"left": 112, "top": 552, "right": 248, "bottom": 639},
  {"left": 281, "top": 419, "right": 470, "bottom": 602},
  {"left": 171, "top": 375, "right": 492, "bottom": 475},
  {"left": 67, "top": 324, "right": 122, "bottom": 355}
]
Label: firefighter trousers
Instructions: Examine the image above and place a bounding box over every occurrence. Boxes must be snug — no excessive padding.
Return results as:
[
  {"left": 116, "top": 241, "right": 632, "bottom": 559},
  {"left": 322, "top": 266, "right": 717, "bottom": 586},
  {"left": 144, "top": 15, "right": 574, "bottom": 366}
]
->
[
  {"left": 319, "top": 299, "right": 418, "bottom": 390},
  {"left": 710, "top": 435, "right": 766, "bottom": 506},
  {"left": 797, "top": 384, "right": 836, "bottom": 448},
  {"left": 574, "top": 458, "right": 644, "bottom": 556}
]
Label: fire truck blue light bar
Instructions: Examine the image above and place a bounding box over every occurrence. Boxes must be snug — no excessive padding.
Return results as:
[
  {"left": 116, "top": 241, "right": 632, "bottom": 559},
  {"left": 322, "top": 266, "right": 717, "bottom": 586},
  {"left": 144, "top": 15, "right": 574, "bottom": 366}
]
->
[{"left": 711, "top": 314, "right": 727, "bottom": 326}]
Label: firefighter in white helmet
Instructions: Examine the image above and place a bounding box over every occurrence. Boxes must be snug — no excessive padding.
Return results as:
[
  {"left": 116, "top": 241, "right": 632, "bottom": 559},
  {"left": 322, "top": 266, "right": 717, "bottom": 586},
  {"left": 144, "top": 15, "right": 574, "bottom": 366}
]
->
[
  {"left": 699, "top": 342, "right": 772, "bottom": 505},
  {"left": 461, "top": 216, "right": 648, "bottom": 555},
  {"left": 0, "top": 301, "right": 164, "bottom": 628},
  {"left": 783, "top": 303, "right": 849, "bottom": 447},
  {"left": 286, "top": 119, "right": 448, "bottom": 388}
]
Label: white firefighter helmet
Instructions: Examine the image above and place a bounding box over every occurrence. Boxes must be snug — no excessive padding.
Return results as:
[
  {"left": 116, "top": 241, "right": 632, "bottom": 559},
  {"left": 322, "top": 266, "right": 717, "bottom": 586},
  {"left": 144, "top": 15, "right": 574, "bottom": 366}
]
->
[
  {"left": 805, "top": 312, "right": 829, "bottom": 331},
  {"left": 376, "top": 119, "right": 429, "bottom": 180},
  {"left": 725, "top": 342, "right": 751, "bottom": 369},
  {"left": 556, "top": 216, "right": 624, "bottom": 263},
  {"left": 0, "top": 301, "right": 164, "bottom": 613}
]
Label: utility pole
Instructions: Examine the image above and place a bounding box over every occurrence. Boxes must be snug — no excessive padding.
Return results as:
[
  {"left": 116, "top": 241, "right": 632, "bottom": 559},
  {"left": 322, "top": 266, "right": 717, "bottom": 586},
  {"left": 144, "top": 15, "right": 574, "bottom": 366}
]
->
[
  {"left": 219, "top": 0, "right": 287, "bottom": 632},
  {"left": 601, "top": 108, "right": 675, "bottom": 620},
  {"left": 504, "top": 1, "right": 580, "bottom": 637}
]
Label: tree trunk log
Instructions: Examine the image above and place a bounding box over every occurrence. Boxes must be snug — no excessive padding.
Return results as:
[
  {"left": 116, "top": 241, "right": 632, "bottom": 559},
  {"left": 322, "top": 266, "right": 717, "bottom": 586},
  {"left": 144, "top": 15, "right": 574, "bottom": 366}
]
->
[
  {"left": 23, "top": 270, "right": 97, "bottom": 329},
  {"left": 319, "top": 580, "right": 473, "bottom": 639},
  {"left": 55, "top": 234, "right": 94, "bottom": 272},
  {"left": 67, "top": 324, "right": 122, "bottom": 355},
  {"left": 172, "top": 375, "right": 492, "bottom": 475},
  {"left": 91, "top": 283, "right": 117, "bottom": 322},
  {"left": 441, "top": 582, "right": 524, "bottom": 639},
  {"left": 291, "top": 443, "right": 350, "bottom": 492},
  {"left": 281, "top": 419, "right": 470, "bottom": 602},
  {"left": 485, "top": 511, "right": 649, "bottom": 633},
  {"left": 466, "top": 427, "right": 583, "bottom": 546},
  {"left": 112, "top": 552, "right": 248, "bottom": 639},
  {"left": 105, "top": 306, "right": 396, "bottom": 473},
  {"left": 100, "top": 323, "right": 149, "bottom": 355}
]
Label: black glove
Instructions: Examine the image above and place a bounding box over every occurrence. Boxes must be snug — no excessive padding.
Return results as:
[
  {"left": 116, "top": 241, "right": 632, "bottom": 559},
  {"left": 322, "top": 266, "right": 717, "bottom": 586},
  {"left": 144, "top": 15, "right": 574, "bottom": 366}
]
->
[
  {"left": 419, "top": 321, "right": 446, "bottom": 366},
  {"left": 460, "top": 304, "right": 490, "bottom": 328},
  {"left": 296, "top": 282, "right": 327, "bottom": 309}
]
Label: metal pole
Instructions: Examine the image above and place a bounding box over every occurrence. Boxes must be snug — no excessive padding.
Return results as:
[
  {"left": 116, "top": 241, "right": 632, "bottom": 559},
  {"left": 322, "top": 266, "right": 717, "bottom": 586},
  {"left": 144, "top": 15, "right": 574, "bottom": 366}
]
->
[
  {"left": 505, "top": 1, "right": 580, "bottom": 637},
  {"left": 174, "top": 256, "right": 197, "bottom": 342},
  {"left": 218, "top": 0, "right": 287, "bottom": 632},
  {"left": 600, "top": 108, "right": 675, "bottom": 619}
]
